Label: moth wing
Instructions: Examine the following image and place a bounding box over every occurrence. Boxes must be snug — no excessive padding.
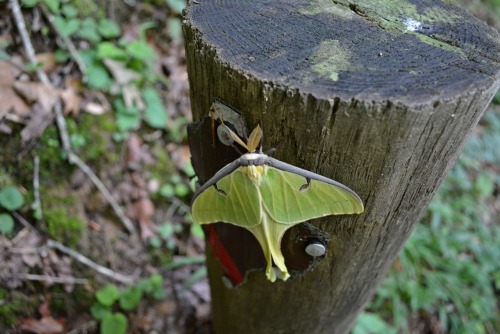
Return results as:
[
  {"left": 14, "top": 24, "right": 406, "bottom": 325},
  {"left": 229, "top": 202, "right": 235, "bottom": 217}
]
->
[
  {"left": 260, "top": 166, "right": 364, "bottom": 224},
  {"left": 192, "top": 168, "right": 262, "bottom": 228}
]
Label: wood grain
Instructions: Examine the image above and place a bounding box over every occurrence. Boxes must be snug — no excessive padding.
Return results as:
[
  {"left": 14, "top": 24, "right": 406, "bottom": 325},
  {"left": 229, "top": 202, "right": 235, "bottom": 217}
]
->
[{"left": 183, "top": 0, "right": 500, "bottom": 333}]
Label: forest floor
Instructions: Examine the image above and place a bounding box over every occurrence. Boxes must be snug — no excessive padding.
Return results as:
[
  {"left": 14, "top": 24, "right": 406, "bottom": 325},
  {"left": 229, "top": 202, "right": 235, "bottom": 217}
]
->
[
  {"left": 0, "top": 1, "right": 499, "bottom": 334},
  {"left": 1, "top": 1, "right": 210, "bottom": 333}
]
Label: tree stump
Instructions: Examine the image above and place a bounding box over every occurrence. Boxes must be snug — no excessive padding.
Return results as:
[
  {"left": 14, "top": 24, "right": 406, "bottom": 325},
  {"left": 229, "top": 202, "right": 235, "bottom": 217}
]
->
[{"left": 183, "top": 1, "right": 500, "bottom": 333}]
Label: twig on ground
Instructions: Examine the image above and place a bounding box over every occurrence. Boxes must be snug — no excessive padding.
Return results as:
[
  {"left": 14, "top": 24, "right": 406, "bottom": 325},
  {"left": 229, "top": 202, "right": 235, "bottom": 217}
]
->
[
  {"left": 47, "top": 239, "right": 139, "bottom": 285},
  {"left": 10, "top": 0, "right": 45, "bottom": 82},
  {"left": 11, "top": 273, "right": 88, "bottom": 285},
  {"left": 7, "top": 247, "right": 43, "bottom": 254},
  {"left": 11, "top": 211, "right": 40, "bottom": 235},
  {"left": 67, "top": 320, "right": 98, "bottom": 334},
  {"left": 39, "top": 6, "right": 87, "bottom": 81},
  {"left": 70, "top": 154, "right": 137, "bottom": 234},
  {"left": 9, "top": 211, "right": 138, "bottom": 285},
  {"left": 10, "top": 0, "right": 137, "bottom": 236},
  {"left": 32, "top": 155, "right": 42, "bottom": 218}
]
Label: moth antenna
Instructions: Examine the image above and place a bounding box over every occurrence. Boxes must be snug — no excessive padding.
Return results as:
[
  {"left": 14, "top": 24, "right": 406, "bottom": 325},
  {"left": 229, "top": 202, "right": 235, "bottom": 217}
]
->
[
  {"left": 264, "top": 141, "right": 281, "bottom": 156},
  {"left": 264, "top": 147, "right": 276, "bottom": 155},
  {"left": 259, "top": 120, "right": 265, "bottom": 151},
  {"left": 209, "top": 106, "right": 218, "bottom": 147},
  {"left": 230, "top": 142, "right": 245, "bottom": 156}
]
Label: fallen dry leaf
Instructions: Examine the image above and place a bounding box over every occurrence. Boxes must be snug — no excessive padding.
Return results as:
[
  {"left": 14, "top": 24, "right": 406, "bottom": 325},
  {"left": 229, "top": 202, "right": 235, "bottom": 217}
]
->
[
  {"left": 38, "top": 300, "right": 51, "bottom": 317},
  {"left": 127, "top": 134, "right": 155, "bottom": 166},
  {"left": 13, "top": 81, "right": 60, "bottom": 112},
  {"left": 166, "top": 143, "right": 191, "bottom": 172},
  {"left": 20, "top": 103, "right": 54, "bottom": 143},
  {"left": 0, "top": 60, "right": 22, "bottom": 86},
  {"left": 0, "top": 121, "right": 12, "bottom": 134},
  {"left": 103, "top": 58, "right": 141, "bottom": 85},
  {"left": 103, "top": 58, "right": 145, "bottom": 110},
  {"left": 35, "top": 52, "right": 57, "bottom": 74},
  {"left": 83, "top": 102, "right": 107, "bottom": 115},
  {"left": 132, "top": 197, "right": 156, "bottom": 240},
  {"left": 122, "top": 83, "right": 145, "bottom": 110},
  {"left": 20, "top": 317, "right": 65, "bottom": 334},
  {"left": 0, "top": 60, "right": 30, "bottom": 120},
  {"left": 60, "top": 87, "right": 81, "bottom": 116},
  {"left": 21, "top": 299, "right": 65, "bottom": 333}
]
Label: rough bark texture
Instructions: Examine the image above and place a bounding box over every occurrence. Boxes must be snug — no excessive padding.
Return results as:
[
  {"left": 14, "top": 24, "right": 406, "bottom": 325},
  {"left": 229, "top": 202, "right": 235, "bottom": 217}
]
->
[{"left": 183, "top": 0, "right": 500, "bottom": 333}]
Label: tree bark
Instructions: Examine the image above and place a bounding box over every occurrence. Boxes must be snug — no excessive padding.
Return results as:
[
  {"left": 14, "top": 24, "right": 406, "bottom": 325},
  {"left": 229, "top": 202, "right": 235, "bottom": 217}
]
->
[{"left": 183, "top": 1, "right": 500, "bottom": 333}]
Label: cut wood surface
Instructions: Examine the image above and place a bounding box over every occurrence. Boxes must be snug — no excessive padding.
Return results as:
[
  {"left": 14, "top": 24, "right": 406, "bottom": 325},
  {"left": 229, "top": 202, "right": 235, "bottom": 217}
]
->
[{"left": 183, "top": 0, "right": 500, "bottom": 333}]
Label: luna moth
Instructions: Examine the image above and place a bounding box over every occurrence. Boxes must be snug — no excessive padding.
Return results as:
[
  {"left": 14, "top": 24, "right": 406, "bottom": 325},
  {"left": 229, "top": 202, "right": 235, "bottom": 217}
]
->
[{"left": 191, "top": 124, "right": 364, "bottom": 282}]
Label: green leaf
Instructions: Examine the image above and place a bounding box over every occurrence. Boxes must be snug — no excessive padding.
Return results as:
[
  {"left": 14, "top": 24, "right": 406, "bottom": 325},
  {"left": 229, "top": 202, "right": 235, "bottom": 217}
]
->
[
  {"left": 474, "top": 173, "right": 494, "bottom": 197},
  {"left": 0, "top": 186, "right": 25, "bottom": 211},
  {"left": 148, "top": 236, "right": 161, "bottom": 248},
  {"left": 53, "top": 17, "right": 79, "bottom": 37},
  {"left": 142, "top": 88, "right": 167, "bottom": 129},
  {"left": 163, "top": 256, "right": 205, "bottom": 270},
  {"left": 21, "top": 0, "right": 39, "bottom": 7},
  {"left": 97, "top": 19, "right": 121, "bottom": 39},
  {"left": 190, "top": 223, "right": 204, "bottom": 239},
  {"left": 100, "top": 313, "right": 128, "bottom": 334},
  {"left": 95, "top": 284, "right": 120, "bottom": 307},
  {"left": 77, "top": 18, "right": 101, "bottom": 43},
  {"left": 166, "top": 0, "right": 186, "bottom": 14},
  {"left": 54, "top": 49, "right": 70, "bottom": 63},
  {"left": 353, "top": 313, "right": 397, "bottom": 334},
  {"left": 125, "top": 41, "right": 155, "bottom": 61},
  {"left": 70, "top": 133, "right": 86, "bottom": 149},
  {"left": 167, "top": 17, "right": 183, "bottom": 41},
  {"left": 43, "top": 0, "right": 60, "bottom": 13},
  {"left": 149, "top": 274, "right": 163, "bottom": 289},
  {"left": 152, "top": 288, "right": 167, "bottom": 300},
  {"left": 119, "top": 287, "right": 143, "bottom": 311},
  {"left": 86, "top": 63, "right": 112, "bottom": 89},
  {"left": 181, "top": 266, "right": 206, "bottom": 290},
  {"left": 159, "top": 184, "right": 175, "bottom": 198},
  {"left": 158, "top": 223, "right": 174, "bottom": 239},
  {"left": 138, "top": 21, "right": 157, "bottom": 40},
  {"left": 114, "top": 99, "right": 140, "bottom": 132},
  {"left": 0, "top": 49, "right": 10, "bottom": 61},
  {"left": 61, "top": 4, "right": 77, "bottom": 17},
  {"left": 174, "top": 183, "right": 189, "bottom": 197},
  {"left": 0, "top": 214, "right": 15, "bottom": 235},
  {"left": 136, "top": 279, "right": 153, "bottom": 294},
  {"left": 97, "top": 42, "right": 127, "bottom": 60},
  {"left": 90, "top": 302, "right": 111, "bottom": 320}
]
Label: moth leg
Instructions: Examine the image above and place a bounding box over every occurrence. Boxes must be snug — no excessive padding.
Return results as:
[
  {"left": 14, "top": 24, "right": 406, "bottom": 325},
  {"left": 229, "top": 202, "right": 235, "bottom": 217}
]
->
[
  {"left": 299, "top": 177, "right": 311, "bottom": 192},
  {"left": 214, "top": 183, "right": 227, "bottom": 196}
]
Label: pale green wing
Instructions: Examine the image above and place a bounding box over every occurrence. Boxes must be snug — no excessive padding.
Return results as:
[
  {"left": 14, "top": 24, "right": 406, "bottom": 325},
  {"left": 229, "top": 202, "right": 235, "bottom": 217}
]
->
[
  {"left": 191, "top": 168, "right": 261, "bottom": 228},
  {"left": 260, "top": 164, "right": 364, "bottom": 224}
]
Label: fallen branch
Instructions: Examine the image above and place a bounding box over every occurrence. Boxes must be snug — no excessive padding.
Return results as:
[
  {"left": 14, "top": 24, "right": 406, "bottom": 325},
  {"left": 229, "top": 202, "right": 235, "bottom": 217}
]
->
[
  {"left": 11, "top": 211, "right": 39, "bottom": 235},
  {"left": 12, "top": 212, "right": 138, "bottom": 285},
  {"left": 47, "top": 239, "right": 139, "bottom": 285},
  {"left": 11, "top": 273, "right": 88, "bottom": 285},
  {"left": 70, "top": 154, "right": 136, "bottom": 234},
  {"left": 67, "top": 320, "right": 98, "bottom": 334},
  {"left": 10, "top": 0, "right": 137, "bottom": 235},
  {"left": 32, "top": 155, "right": 42, "bottom": 219},
  {"left": 40, "top": 6, "right": 87, "bottom": 81}
]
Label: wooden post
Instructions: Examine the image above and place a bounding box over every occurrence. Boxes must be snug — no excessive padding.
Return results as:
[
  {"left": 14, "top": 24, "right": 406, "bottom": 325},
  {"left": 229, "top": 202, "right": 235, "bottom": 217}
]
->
[{"left": 183, "top": 1, "right": 500, "bottom": 333}]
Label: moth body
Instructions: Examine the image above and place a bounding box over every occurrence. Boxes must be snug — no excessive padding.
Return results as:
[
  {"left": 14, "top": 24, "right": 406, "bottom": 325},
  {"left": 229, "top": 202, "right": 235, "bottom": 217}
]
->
[{"left": 191, "top": 125, "right": 364, "bottom": 282}]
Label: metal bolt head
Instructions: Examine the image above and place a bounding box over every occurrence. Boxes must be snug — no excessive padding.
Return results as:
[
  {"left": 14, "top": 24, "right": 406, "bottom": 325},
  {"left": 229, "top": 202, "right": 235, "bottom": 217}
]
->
[{"left": 305, "top": 242, "right": 326, "bottom": 257}]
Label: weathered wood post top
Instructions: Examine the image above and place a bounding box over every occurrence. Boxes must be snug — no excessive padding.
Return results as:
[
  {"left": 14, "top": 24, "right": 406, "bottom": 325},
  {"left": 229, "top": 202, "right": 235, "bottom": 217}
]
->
[{"left": 183, "top": 1, "right": 500, "bottom": 333}]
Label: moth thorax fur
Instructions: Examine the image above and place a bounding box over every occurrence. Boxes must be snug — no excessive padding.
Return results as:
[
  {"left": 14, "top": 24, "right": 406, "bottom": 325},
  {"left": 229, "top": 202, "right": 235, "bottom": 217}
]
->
[{"left": 243, "top": 165, "right": 267, "bottom": 185}]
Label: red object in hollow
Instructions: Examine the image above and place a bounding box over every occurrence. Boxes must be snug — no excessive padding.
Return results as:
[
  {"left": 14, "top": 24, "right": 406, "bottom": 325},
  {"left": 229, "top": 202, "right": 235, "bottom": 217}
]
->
[{"left": 206, "top": 225, "right": 244, "bottom": 285}]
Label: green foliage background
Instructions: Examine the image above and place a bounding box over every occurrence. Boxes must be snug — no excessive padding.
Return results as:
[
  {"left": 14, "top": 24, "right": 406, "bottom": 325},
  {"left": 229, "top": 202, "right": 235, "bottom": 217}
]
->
[{"left": 354, "top": 99, "right": 500, "bottom": 333}]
